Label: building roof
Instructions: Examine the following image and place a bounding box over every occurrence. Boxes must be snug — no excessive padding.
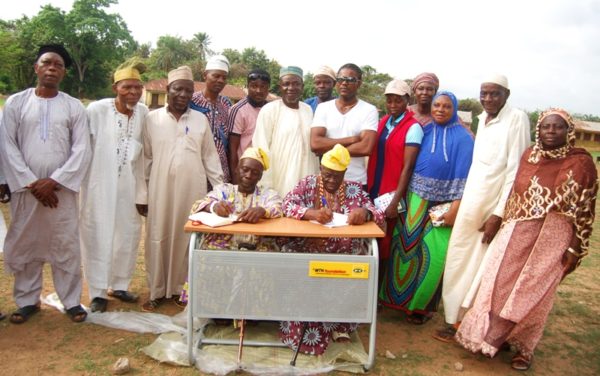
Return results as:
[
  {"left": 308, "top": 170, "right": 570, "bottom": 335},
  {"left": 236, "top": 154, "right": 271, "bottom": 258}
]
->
[
  {"left": 144, "top": 79, "right": 280, "bottom": 102},
  {"left": 144, "top": 79, "right": 247, "bottom": 101},
  {"left": 574, "top": 120, "right": 600, "bottom": 134},
  {"left": 457, "top": 110, "right": 472, "bottom": 124}
]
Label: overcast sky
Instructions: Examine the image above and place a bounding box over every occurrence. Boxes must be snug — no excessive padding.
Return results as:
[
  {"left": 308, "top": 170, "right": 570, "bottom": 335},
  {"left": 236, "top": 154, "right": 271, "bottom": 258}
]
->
[{"left": 4, "top": 0, "right": 599, "bottom": 115}]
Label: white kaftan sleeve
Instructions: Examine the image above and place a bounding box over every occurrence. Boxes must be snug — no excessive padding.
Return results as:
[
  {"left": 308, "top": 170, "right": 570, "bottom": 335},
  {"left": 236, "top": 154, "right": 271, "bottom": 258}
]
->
[
  {"left": 0, "top": 98, "right": 39, "bottom": 191},
  {"left": 201, "top": 120, "right": 225, "bottom": 188},
  {"left": 492, "top": 110, "right": 531, "bottom": 218},
  {"left": 251, "top": 102, "right": 278, "bottom": 190},
  {"left": 49, "top": 101, "right": 92, "bottom": 192},
  {"left": 137, "top": 112, "right": 152, "bottom": 205}
]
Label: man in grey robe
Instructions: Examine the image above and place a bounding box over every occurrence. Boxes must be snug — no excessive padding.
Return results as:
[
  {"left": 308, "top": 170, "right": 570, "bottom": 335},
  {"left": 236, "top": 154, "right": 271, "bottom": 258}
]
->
[{"left": 0, "top": 44, "right": 91, "bottom": 324}]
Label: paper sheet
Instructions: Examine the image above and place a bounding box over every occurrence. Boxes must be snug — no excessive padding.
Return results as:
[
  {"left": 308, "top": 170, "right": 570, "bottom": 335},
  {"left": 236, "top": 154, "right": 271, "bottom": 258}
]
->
[{"left": 310, "top": 212, "right": 348, "bottom": 228}]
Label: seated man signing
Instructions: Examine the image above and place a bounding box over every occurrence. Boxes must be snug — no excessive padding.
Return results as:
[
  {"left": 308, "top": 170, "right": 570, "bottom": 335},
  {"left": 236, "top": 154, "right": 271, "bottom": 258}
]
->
[
  {"left": 278, "top": 144, "right": 384, "bottom": 355},
  {"left": 190, "top": 147, "right": 283, "bottom": 251},
  {"left": 281, "top": 143, "right": 384, "bottom": 255}
]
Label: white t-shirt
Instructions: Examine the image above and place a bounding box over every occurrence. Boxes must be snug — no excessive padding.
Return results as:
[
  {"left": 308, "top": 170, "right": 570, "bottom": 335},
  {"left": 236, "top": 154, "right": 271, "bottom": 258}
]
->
[{"left": 312, "top": 99, "right": 378, "bottom": 184}]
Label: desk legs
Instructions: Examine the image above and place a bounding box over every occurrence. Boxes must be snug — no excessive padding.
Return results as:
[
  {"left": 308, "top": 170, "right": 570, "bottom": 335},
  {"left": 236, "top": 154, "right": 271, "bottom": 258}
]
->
[{"left": 187, "top": 233, "right": 197, "bottom": 366}]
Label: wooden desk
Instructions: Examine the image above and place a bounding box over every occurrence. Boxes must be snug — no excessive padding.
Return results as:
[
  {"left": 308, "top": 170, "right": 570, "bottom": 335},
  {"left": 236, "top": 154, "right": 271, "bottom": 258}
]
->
[{"left": 184, "top": 217, "right": 384, "bottom": 238}]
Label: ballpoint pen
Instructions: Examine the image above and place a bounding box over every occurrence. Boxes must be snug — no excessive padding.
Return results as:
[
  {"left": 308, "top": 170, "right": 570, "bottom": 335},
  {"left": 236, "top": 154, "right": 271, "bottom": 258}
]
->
[{"left": 321, "top": 196, "right": 327, "bottom": 208}]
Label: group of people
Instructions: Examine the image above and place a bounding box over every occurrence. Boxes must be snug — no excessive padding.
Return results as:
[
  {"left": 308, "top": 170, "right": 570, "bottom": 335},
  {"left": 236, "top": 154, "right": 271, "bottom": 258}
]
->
[{"left": 0, "top": 43, "right": 596, "bottom": 372}]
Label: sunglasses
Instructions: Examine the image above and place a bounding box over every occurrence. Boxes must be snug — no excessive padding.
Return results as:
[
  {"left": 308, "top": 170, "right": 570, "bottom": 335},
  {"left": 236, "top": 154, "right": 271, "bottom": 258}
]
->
[
  {"left": 336, "top": 76, "right": 359, "bottom": 84},
  {"left": 248, "top": 73, "right": 271, "bottom": 82}
]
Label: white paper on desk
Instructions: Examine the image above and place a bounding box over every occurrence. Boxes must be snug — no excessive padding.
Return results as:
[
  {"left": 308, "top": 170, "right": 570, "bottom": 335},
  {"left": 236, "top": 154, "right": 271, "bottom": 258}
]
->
[
  {"left": 310, "top": 212, "right": 349, "bottom": 228},
  {"left": 189, "top": 211, "right": 238, "bottom": 227}
]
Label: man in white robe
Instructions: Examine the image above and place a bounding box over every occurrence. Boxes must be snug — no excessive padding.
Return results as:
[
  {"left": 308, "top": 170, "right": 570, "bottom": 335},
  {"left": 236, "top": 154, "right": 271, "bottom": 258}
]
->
[
  {"left": 138, "top": 66, "right": 223, "bottom": 311},
  {"left": 0, "top": 44, "right": 91, "bottom": 324},
  {"left": 80, "top": 60, "right": 149, "bottom": 312},
  {"left": 435, "top": 74, "right": 530, "bottom": 341},
  {"left": 252, "top": 66, "right": 319, "bottom": 196}
]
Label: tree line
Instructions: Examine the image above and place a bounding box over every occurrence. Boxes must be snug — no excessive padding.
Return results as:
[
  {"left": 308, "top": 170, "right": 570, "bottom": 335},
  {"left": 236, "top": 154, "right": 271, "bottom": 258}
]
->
[{"left": 1, "top": 0, "right": 598, "bottom": 127}]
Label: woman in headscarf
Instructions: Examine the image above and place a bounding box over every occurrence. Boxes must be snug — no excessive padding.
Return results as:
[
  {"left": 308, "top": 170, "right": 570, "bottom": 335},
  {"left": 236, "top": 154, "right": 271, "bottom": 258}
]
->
[
  {"left": 367, "top": 79, "right": 422, "bottom": 288},
  {"left": 379, "top": 91, "right": 474, "bottom": 324},
  {"left": 408, "top": 72, "right": 439, "bottom": 126},
  {"left": 279, "top": 144, "right": 384, "bottom": 355},
  {"left": 456, "top": 109, "right": 597, "bottom": 371}
]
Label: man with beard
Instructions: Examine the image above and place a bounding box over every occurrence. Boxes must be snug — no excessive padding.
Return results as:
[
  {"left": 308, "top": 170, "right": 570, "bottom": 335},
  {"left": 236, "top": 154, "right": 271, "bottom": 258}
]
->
[
  {"left": 80, "top": 59, "right": 149, "bottom": 313},
  {"left": 252, "top": 66, "right": 319, "bottom": 196},
  {"left": 227, "top": 69, "right": 271, "bottom": 183},
  {"left": 139, "top": 66, "right": 223, "bottom": 311}
]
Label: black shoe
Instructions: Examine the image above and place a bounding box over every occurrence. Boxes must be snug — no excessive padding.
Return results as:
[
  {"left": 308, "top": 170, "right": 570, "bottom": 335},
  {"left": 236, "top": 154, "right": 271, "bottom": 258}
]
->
[
  {"left": 108, "top": 290, "right": 139, "bottom": 303},
  {"left": 90, "top": 297, "right": 108, "bottom": 313}
]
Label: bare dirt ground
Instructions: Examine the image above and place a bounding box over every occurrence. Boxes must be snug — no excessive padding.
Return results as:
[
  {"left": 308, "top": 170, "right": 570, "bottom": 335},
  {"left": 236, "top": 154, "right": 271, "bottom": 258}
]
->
[{"left": 0, "top": 201, "right": 599, "bottom": 376}]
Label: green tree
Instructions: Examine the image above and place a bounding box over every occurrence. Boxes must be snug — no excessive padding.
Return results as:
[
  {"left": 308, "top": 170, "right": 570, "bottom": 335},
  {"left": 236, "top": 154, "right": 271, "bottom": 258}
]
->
[
  {"left": 64, "top": 0, "right": 137, "bottom": 97},
  {"left": 358, "top": 65, "right": 392, "bottom": 115},
  {"left": 458, "top": 98, "right": 483, "bottom": 134},
  {"left": 192, "top": 32, "right": 212, "bottom": 65},
  {"left": 4, "top": 0, "right": 137, "bottom": 98},
  {"left": 528, "top": 110, "right": 540, "bottom": 140},
  {"left": 220, "top": 47, "right": 281, "bottom": 93},
  {"left": 0, "top": 21, "right": 23, "bottom": 92},
  {"left": 10, "top": 6, "right": 67, "bottom": 89}
]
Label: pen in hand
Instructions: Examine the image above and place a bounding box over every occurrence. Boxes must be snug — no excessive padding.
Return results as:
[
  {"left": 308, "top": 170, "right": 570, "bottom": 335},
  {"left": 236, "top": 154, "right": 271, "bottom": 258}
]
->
[{"left": 321, "top": 196, "right": 327, "bottom": 208}]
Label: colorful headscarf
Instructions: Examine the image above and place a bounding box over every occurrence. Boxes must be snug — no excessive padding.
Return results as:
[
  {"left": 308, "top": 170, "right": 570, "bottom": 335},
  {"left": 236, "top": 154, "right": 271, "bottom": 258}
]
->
[
  {"left": 409, "top": 91, "right": 475, "bottom": 202},
  {"left": 411, "top": 72, "right": 439, "bottom": 92},
  {"left": 240, "top": 147, "right": 269, "bottom": 170},
  {"left": 429, "top": 91, "right": 460, "bottom": 161},
  {"left": 321, "top": 144, "right": 350, "bottom": 171},
  {"left": 528, "top": 108, "right": 576, "bottom": 164}
]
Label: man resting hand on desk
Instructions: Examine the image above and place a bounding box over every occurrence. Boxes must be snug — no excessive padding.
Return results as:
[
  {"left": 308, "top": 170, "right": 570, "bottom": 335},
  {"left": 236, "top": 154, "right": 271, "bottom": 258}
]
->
[{"left": 189, "top": 147, "right": 283, "bottom": 251}]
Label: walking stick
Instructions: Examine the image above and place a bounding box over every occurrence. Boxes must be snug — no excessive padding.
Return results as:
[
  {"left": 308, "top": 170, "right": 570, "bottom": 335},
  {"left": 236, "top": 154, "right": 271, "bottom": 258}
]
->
[
  {"left": 290, "top": 321, "right": 308, "bottom": 366},
  {"left": 237, "top": 319, "right": 246, "bottom": 366}
]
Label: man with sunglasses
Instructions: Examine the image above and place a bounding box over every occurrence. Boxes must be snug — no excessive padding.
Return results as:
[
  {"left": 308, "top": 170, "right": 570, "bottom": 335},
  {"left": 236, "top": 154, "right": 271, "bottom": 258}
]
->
[
  {"left": 309, "top": 63, "right": 378, "bottom": 187},
  {"left": 227, "top": 69, "right": 271, "bottom": 184}
]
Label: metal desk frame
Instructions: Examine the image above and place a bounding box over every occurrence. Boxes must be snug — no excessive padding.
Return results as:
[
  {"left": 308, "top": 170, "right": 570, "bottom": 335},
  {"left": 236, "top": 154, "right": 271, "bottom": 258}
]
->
[{"left": 185, "top": 218, "right": 383, "bottom": 370}]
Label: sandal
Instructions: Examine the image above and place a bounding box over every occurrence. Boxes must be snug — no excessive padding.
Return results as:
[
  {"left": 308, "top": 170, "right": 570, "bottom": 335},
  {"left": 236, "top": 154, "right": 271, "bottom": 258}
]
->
[
  {"left": 9, "top": 304, "right": 41, "bottom": 324},
  {"left": 407, "top": 313, "right": 433, "bottom": 325},
  {"left": 432, "top": 325, "right": 457, "bottom": 343},
  {"left": 511, "top": 352, "right": 532, "bottom": 371},
  {"left": 66, "top": 305, "right": 87, "bottom": 323},
  {"left": 332, "top": 331, "right": 351, "bottom": 343},
  {"left": 141, "top": 297, "right": 165, "bottom": 312}
]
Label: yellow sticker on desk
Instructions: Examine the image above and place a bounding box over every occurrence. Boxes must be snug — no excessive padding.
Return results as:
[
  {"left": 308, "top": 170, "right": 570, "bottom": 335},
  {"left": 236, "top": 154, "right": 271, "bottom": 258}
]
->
[{"left": 308, "top": 261, "right": 369, "bottom": 279}]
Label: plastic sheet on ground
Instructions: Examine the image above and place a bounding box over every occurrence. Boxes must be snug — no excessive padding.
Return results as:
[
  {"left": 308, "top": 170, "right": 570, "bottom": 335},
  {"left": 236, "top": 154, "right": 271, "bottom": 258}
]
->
[
  {"left": 48, "top": 295, "right": 369, "bottom": 375},
  {"left": 143, "top": 321, "right": 368, "bottom": 375}
]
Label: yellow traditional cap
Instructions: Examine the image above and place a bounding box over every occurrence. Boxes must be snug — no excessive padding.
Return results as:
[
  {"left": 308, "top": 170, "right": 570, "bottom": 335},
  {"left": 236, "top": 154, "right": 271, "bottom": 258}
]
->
[
  {"left": 240, "top": 147, "right": 269, "bottom": 171},
  {"left": 321, "top": 144, "right": 350, "bottom": 171},
  {"left": 113, "top": 58, "right": 146, "bottom": 84}
]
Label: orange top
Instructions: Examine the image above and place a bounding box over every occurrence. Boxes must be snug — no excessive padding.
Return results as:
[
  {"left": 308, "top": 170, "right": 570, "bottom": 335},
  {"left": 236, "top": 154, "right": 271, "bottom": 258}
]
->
[{"left": 184, "top": 217, "right": 384, "bottom": 238}]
